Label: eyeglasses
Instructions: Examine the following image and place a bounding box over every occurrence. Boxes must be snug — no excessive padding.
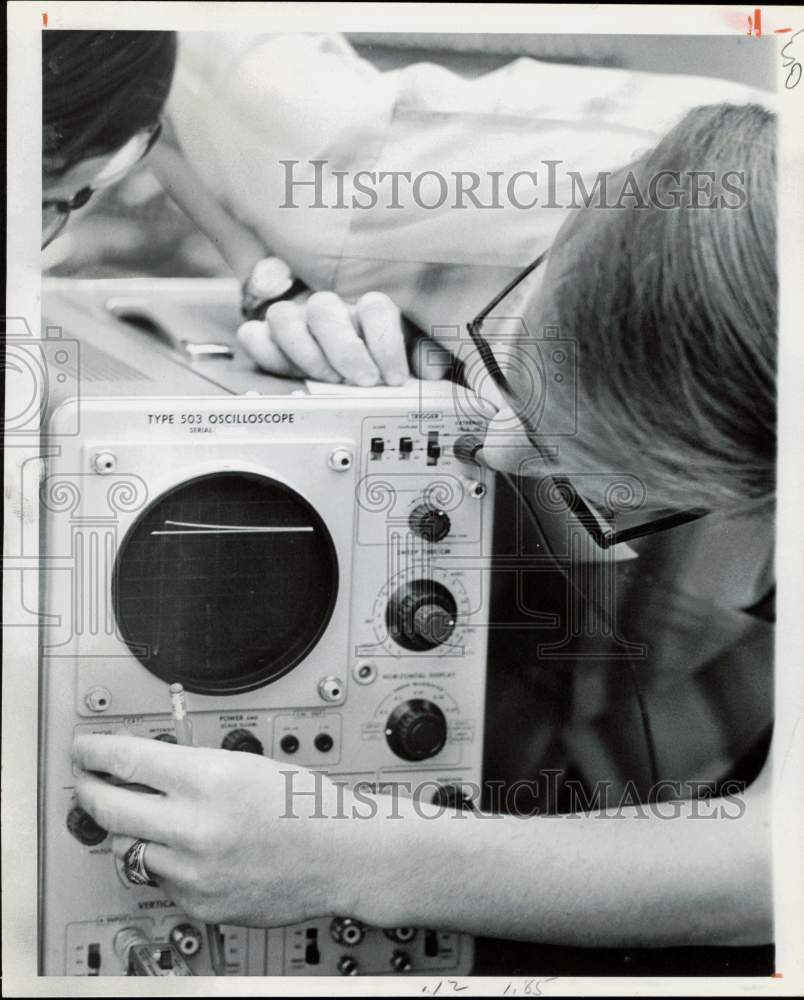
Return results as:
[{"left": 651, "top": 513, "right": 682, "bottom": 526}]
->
[
  {"left": 42, "top": 120, "right": 163, "bottom": 249},
  {"left": 467, "top": 249, "right": 708, "bottom": 549}
]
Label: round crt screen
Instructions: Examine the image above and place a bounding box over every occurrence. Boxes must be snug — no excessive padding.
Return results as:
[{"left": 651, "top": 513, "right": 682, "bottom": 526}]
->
[{"left": 113, "top": 472, "right": 338, "bottom": 694}]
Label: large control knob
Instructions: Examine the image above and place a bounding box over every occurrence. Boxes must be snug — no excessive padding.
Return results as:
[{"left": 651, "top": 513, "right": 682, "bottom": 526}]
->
[
  {"left": 409, "top": 504, "right": 451, "bottom": 543},
  {"left": 385, "top": 579, "right": 458, "bottom": 651},
  {"left": 67, "top": 804, "right": 107, "bottom": 846},
  {"left": 385, "top": 699, "right": 447, "bottom": 761},
  {"left": 221, "top": 728, "right": 264, "bottom": 754}
]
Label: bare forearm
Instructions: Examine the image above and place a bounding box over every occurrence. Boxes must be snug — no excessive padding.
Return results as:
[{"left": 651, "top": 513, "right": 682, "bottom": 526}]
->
[
  {"left": 148, "top": 143, "right": 265, "bottom": 282},
  {"left": 348, "top": 790, "right": 771, "bottom": 948}
]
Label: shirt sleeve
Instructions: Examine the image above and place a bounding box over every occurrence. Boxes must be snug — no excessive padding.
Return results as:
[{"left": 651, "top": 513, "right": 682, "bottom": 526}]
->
[{"left": 167, "top": 32, "right": 775, "bottom": 332}]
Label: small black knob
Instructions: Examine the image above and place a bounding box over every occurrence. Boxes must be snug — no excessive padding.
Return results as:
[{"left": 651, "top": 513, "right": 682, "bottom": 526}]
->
[
  {"left": 431, "top": 784, "right": 476, "bottom": 812},
  {"left": 452, "top": 433, "right": 484, "bottom": 465},
  {"left": 67, "top": 805, "right": 107, "bottom": 846},
  {"left": 221, "top": 728, "right": 264, "bottom": 755},
  {"left": 409, "top": 504, "right": 451, "bottom": 543},
  {"left": 390, "top": 950, "right": 413, "bottom": 973},
  {"left": 385, "top": 699, "right": 447, "bottom": 762},
  {"left": 337, "top": 955, "right": 359, "bottom": 975}
]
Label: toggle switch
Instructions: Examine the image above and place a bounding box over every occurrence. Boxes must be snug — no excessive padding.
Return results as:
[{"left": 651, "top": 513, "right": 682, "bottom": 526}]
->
[
  {"left": 87, "top": 943, "right": 101, "bottom": 976},
  {"left": 305, "top": 928, "right": 320, "bottom": 965},
  {"left": 424, "top": 929, "right": 440, "bottom": 957},
  {"left": 370, "top": 437, "right": 385, "bottom": 459},
  {"left": 427, "top": 431, "right": 441, "bottom": 466},
  {"left": 399, "top": 437, "right": 413, "bottom": 459}
]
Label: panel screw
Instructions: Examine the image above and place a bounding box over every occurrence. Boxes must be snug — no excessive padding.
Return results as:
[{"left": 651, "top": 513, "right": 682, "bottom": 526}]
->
[
  {"left": 85, "top": 686, "right": 112, "bottom": 712},
  {"left": 328, "top": 448, "right": 353, "bottom": 471},
  {"left": 318, "top": 676, "right": 345, "bottom": 703},
  {"left": 93, "top": 452, "right": 117, "bottom": 475}
]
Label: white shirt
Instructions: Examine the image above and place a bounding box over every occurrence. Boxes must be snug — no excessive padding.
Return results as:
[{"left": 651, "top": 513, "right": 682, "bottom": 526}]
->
[{"left": 167, "top": 32, "right": 772, "bottom": 333}]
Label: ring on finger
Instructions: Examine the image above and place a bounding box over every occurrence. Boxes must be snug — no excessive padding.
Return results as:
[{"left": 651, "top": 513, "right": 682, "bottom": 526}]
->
[{"left": 123, "top": 838, "right": 159, "bottom": 887}]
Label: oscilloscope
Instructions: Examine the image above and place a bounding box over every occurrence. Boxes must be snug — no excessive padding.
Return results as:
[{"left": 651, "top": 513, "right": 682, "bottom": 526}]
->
[{"left": 36, "top": 278, "right": 496, "bottom": 976}]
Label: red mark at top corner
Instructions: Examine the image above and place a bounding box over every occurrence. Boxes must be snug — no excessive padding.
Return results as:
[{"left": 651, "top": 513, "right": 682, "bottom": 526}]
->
[
  {"left": 745, "top": 8, "right": 794, "bottom": 36},
  {"left": 42, "top": 12, "right": 48, "bottom": 27},
  {"left": 771, "top": 972, "right": 784, "bottom": 979}
]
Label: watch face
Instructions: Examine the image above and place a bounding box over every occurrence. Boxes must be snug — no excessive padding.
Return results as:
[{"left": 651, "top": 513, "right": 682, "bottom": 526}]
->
[{"left": 113, "top": 472, "right": 338, "bottom": 694}]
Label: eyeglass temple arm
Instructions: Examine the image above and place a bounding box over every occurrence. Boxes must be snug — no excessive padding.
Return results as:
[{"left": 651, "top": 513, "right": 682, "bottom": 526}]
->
[
  {"left": 473, "top": 249, "right": 550, "bottom": 326},
  {"left": 552, "top": 478, "right": 708, "bottom": 549},
  {"left": 466, "top": 318, "right": 513, "bottom": 394},
  {"left": 466, "top": 248, "right": 550, "bottom": 396}
]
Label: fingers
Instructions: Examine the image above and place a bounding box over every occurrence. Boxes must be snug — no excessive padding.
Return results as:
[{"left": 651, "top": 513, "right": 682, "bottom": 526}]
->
[
  {"left": 75, "top": 771, "right": 183, "bottom": 844},
  {"left": 304, "top": 291, "right": 382, "bottom": 386},
  {"left": 354, "top": 292, "right": 409, "bottom": 386},
  {"left": 237, "top": 320, "right": 305, "bottom": 378},
  {"left": 264, "top": 301, "right": 342, "bottom": 383},
  {"left": 72, "top": 734, "right": 198, "bottom": 796},
  {"left": 239, "top": 289, "right": 446, "bottom": 387}
]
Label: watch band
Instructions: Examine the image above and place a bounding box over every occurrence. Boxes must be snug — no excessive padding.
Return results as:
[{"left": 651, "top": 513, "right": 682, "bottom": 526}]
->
[{"left": 241, "top": 256, "right": 308, "bottom": 321}]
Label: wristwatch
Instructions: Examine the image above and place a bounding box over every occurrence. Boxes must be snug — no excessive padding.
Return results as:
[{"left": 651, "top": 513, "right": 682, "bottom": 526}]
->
[{"left": 241, "top": 256, "right": 307, "bottom": 321}]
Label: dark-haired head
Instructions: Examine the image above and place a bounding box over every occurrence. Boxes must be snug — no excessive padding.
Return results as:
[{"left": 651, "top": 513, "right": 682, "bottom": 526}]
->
[{"left": 43, "top": 30, "right": 177, "bottom": 173}]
